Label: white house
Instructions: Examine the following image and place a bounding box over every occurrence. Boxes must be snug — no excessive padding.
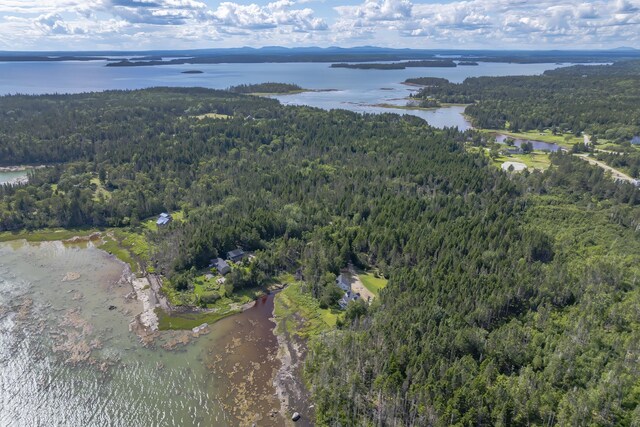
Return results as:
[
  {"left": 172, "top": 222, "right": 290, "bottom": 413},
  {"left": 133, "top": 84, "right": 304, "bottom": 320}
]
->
[{"left": 336, "top": 274, "right": 351, "bottom": 292}]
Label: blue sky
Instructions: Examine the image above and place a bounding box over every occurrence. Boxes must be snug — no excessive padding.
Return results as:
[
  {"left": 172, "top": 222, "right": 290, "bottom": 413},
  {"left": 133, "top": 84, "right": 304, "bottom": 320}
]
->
[{"left": 0, "top": 0, "right": 639, "bottom": 50}]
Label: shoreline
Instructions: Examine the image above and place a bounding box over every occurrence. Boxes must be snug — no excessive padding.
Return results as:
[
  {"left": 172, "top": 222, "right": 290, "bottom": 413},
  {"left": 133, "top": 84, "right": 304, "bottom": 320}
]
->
[{"left": 271, "top": 287, "right": 315, "bottom": 427}]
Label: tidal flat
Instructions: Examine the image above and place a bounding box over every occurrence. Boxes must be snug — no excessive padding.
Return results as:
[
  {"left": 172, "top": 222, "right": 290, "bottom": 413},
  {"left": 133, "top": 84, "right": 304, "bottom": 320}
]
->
[{"left": 0, "top": 240, "right": 290, "bottom": 426}]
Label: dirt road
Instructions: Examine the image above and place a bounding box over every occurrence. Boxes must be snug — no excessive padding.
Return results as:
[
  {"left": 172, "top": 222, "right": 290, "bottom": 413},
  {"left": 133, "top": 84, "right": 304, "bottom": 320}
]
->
[
  {"left": 575, "top": 154, "right": 637, "bottom": 184},
  {"left": 344, "top": 265, "right": 376, "bottom": 302}
]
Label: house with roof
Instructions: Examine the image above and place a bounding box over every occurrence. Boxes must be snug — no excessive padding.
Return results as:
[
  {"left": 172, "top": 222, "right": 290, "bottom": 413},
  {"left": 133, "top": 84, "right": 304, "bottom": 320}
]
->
[
  {"left": 632, "top": 136, "right": 640, "bottom": 145},
  {"left": 156, "top": 212, "right": 172, "bottom": 226},
  {"left": 213, "top": 258, "right": 231, "bottom": 275},
  {"left": 227, "top": 248, "right": 245, "bottom": 262},
  {"left": 336, "top": 274, "right": 351, "bottom": 292},
  {"left": 338, "top": 290, "right": 361, "bottom": 309}
]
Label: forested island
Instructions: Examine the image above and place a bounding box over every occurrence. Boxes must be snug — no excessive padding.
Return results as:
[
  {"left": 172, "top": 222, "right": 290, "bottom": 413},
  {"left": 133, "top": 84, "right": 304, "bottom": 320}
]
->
[
  {"left": 1, "top": 85, "right": 640, "bottom": 425},
  {"left": 227, "top": 82, "right": 304, "bottom": 94},
  {"left": 331, "top": 59, "right": 456, "bottom": 70}
]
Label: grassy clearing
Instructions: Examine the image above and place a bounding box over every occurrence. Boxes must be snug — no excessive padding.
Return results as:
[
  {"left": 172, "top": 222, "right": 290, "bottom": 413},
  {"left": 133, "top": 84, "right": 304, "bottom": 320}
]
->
[
  {"left": 491, "top": 152, "right": 552, "bottom": 171},
  {"left": 358, "top": 271, "right": 388, "bottom": 298},
  {"left": 0, "top": 228, "right": 98, "bottom": 243},
  {"left": 89, "top": 177, "right": 111, "bottom": 201},
  {"left": 156, "top": 308, "right": 238, "bottom": 330},
  {"left": 142, "top": 210, "right": 184, "bottom": 232},
  {"left": 274, "top": 282, "right": 339, "bottom": 339},
  {"left": 194, "top": 113, "right": 232, "bottom": 120}
]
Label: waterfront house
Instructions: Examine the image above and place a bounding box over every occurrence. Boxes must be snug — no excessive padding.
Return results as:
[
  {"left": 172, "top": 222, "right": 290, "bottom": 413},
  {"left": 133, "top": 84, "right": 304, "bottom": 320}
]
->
[
  {"left": 227, "top": 248, "right": 245, "bottom": 262},
  {"left": 156, "top": 212, "right": 172, "bottom": 226},
  {"left": 214, "top": 258, "right": 231, "bottom": 275}
]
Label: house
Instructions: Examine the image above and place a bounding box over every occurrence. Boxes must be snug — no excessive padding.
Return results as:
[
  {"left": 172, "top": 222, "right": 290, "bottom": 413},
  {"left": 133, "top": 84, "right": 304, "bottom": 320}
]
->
[
  {"left": 338, "top": 290, "right": 361, "bottom": 309},
  {"left": 227, "top": 248, "right": 245, "bottom": 262},
  {"left": 214, "top": 258, "right": 231, "bottom": 275},
  {"left": 156, "top": 212, "right": 172, "bottom": 226},
  {"left": 336, "top": 274, "right": 351, "bottom": 292},
  {"left": 632, "top": 136, "right": 640, "bottom": 145}
]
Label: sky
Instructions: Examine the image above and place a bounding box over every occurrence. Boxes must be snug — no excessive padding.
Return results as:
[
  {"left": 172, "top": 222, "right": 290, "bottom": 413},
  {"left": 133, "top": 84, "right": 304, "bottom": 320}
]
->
[{"left": 0, "top": 0, "right": 639, "bottom": 51}]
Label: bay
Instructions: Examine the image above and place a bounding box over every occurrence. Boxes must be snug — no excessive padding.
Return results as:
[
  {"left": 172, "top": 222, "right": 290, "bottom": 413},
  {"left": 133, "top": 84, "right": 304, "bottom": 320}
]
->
[{"left": 0, "top": 60, "right": 574, "bottom": 129}]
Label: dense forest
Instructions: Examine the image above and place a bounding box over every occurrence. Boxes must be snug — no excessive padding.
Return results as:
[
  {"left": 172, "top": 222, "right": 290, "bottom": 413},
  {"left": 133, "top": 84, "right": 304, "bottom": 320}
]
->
[
  {"left": 1, "top": 88, "right": 640, "bottom": 425},
  {"left": 411, "top": 60, "right": 640, "bottom": 142}
]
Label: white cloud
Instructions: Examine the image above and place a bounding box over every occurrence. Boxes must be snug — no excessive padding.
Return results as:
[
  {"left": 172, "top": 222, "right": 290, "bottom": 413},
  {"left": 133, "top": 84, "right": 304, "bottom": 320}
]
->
[
  {"left": 332, "top": 0, "right": 640, "bottom": 47},
  {"left": 0, "top": 0, "right": 639, "bottom": 49},
  {"left": 211, "top": 1, "right": 327, "bottom": 31}
]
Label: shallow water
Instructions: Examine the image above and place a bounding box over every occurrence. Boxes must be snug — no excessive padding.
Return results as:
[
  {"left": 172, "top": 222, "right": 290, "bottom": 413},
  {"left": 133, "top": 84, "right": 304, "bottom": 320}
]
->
[
  {"left": 0, "top": 170, "right": 28, "bottom": 185},
  {"left": 0, "top": 240, "right": 283, "bottom": 426}
]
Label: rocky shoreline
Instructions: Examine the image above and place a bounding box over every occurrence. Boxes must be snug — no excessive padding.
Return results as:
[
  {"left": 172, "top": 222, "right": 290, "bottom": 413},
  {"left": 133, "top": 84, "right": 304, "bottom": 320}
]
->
[{"left": 272, "top": 293, "right": 315, "bottom": 427}]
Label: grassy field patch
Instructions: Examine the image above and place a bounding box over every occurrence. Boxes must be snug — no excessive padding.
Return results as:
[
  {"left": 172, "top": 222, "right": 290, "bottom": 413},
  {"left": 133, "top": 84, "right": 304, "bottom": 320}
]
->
[
  {"left": 194, "top": 113, "right": 232, "bottom": 120},
  {"left": 156, "top": 308, "right": 238, "bottom": 330},
  {"left": 274, "top": 282, "right": 339, "bottom": 339},
  {"left": 491, "top": 152, "right": 552, "bottom": 171},
  {"left": 0, "top": 228, "right": 98, "bottom": 243},
  {"left": 358, "top": 271, "right": 388, "bottom": 298},
  {"left": 90, "top": 177, "right": 111, "bottom": 201}
]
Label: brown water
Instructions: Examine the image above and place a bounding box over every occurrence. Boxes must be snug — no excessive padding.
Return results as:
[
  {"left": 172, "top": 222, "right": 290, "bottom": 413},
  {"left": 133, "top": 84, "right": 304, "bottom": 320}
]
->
[{"left": 0, "top": 240, "right": 285, "bottom": 426}]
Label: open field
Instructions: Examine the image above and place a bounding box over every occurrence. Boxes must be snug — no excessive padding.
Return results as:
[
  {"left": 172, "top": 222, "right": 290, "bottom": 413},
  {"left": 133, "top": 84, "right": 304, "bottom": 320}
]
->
[
  {"left": 490, "top": 151, "right": 552, "bottom": 171},
  {"left": 357, "top": 271, "right": 388, "bottom": 298}
]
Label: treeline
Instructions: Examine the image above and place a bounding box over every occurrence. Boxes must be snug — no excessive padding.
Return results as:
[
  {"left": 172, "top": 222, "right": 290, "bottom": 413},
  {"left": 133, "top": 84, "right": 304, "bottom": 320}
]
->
[
  {"left": 1, "top": 88, "right": 640, "bottom": 425},
  {"left": 411, "top": 60, "right": 640, "bottom": 142},
  {"left": 331, "top": 60, "right": 456, "bottom": 70},
  {"left": 227, "top": 82, "right": 303, "bottom": 94}
]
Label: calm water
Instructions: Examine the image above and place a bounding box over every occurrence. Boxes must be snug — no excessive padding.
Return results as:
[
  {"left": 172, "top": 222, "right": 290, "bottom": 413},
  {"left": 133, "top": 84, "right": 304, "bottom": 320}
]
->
[
  {"left": 0, "top": 60, "right": 574, "bottom": 130},
  {"left": 0, "top": 170, "right": 28, "bottom": 185},
  {"left": 0, "top": 240, "right": 283, "bottom": 426},
  {"left": 495, "top": 134, "right": 562, "bottom": 152}
]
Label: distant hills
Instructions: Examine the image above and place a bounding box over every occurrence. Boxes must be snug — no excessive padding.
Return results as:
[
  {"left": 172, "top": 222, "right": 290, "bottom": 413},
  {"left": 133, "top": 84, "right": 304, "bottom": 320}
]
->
[{"left": 1, "top": 46, "right": 639, "bottom": 65}]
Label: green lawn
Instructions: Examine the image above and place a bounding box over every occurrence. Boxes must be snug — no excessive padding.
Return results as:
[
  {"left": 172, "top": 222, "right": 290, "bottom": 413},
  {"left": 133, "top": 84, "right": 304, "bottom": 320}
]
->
[
  {"left": 491, "top": 152, "right": 552, "bottom": 171},
  {"left": 142, "top": 210, "right": 184, "bottom": 232},
  {"left": 358, "top": 271, "right": 388, "bottom": 298}
]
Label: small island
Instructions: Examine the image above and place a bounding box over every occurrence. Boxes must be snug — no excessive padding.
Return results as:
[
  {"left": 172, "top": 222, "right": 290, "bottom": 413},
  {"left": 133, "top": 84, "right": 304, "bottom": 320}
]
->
[
  {"left": 182, "top": 70, "right": 204, "bottom": 74},
  {"left": 403, "top": 77, "right": 450, "bottom": 87},
  {"left": 331, "top": 59, "right": 457, "bottom": 70},
  {"left": 227, "top": 82, "right": 305, "bottom": 95}
]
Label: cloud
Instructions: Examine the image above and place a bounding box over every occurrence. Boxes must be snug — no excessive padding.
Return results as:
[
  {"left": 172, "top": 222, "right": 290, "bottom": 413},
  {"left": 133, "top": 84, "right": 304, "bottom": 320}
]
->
[
  {"left": 0, "top": 0, "right": 639, "bottom": 49},
  {"left": 211, "top": 1, "right": 327, "bottom": 31},
  {"left": 34, "top": 13, "right": 86, "bottom": 35},
  {"left": 332, "top": 0, "right": 640, "bottom": 47}
]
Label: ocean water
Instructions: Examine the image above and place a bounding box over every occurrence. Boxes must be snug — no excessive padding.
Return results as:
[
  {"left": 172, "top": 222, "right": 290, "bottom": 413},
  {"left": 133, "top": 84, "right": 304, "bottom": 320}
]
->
[
  {"left": 0, "top": 60, "right": 573, "bottom": 130},
  {"left": 0, "top": 240, "right": 283, "bottom": 426}
]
